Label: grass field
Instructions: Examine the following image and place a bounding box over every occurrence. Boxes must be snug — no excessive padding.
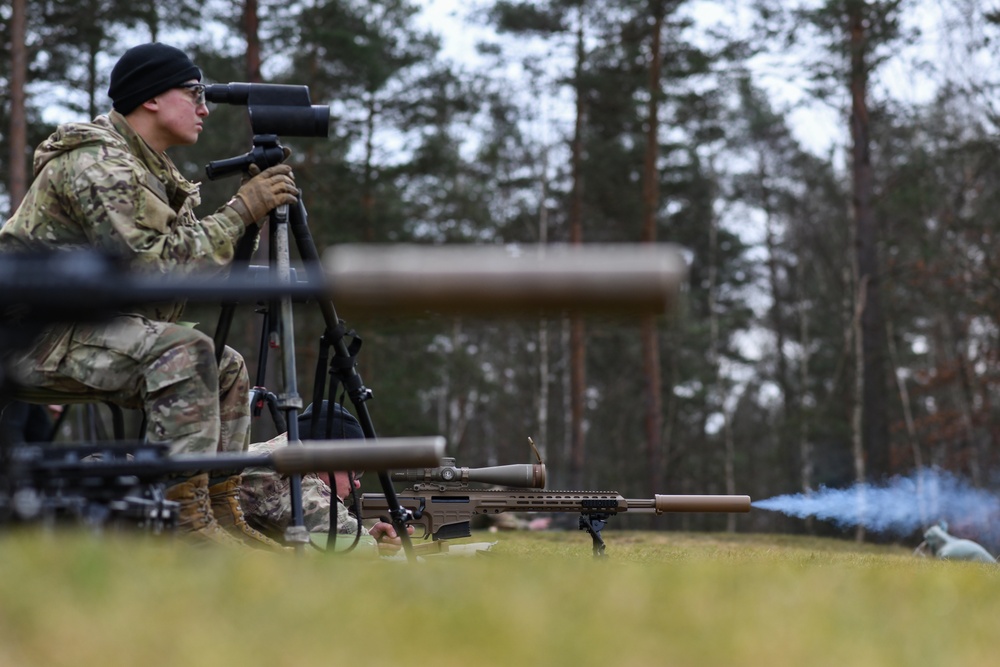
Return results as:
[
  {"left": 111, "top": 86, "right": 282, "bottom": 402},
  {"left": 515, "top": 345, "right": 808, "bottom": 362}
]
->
[{"left": 0, "top": 528, "right": 996, "bottom": 666}]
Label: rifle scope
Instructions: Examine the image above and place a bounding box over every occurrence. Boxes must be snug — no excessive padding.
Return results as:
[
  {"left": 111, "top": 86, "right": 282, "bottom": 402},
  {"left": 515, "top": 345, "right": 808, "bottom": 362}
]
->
[
  {"left": 205, "top": 82, "right": 330, "bottom": 137},
  {"left": 391, "top": 457, "right": 546, "bottom": 489}
]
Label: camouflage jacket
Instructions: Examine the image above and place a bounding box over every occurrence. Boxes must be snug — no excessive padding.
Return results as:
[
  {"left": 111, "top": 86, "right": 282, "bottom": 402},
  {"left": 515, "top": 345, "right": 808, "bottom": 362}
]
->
[
  {"left": 0, "top": 111, "right": 246, "bottom": 367},
  {"left": 240, "top": 432, "right": 364, "bottom": 540}
]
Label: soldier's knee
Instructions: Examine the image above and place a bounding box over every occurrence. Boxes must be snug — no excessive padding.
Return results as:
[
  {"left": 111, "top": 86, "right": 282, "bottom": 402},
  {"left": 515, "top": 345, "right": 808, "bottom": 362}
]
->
[
  {"left": 218, "top": 346, "right": 249, "bottom": 392},
  {"left": 219, "top": 346, "right": 247, "bottom": 373},
  {"left": 146, "top": 327, "right": 219, "bottom": 395}
]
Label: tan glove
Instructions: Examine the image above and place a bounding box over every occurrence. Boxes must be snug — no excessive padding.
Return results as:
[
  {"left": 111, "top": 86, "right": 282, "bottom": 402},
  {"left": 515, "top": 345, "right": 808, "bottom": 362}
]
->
[{"left": 230, "top": 163, "right": 298, "bottom": 226}]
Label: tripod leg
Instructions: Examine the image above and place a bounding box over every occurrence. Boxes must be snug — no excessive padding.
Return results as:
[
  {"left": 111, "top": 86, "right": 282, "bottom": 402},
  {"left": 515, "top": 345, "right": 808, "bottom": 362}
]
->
[
  {"left": 286, "top": 197, "right": 419, "bottom": 562},
  {"left": 213, "top": 226, "right": 262, "bottom": 364},
  {"left": 267, "top": 204, "right": 308, "bottom": 549}
]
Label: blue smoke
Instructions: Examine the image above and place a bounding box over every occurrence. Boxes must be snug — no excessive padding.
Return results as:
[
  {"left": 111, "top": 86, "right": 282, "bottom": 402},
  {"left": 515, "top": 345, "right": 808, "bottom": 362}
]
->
[{"left": 753, "top": 468, "right": 1000, "bottom": 537}]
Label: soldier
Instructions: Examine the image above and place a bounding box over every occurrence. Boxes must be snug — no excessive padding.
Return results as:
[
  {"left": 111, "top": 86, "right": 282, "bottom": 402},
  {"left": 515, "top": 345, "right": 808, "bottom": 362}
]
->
[
  {"left": 240, "top": 401, "right": 408, "bottom": 551},
  {"left": 915, "top": 523, "right": 997, "bottom": 563},
  {"left": 0, "top": 42, "right": 298, "bottom": 548}
]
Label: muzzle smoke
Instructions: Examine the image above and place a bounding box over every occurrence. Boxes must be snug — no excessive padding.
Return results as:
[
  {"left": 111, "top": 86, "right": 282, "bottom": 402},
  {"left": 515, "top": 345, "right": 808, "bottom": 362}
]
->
[{"left": 753, "top": 468, "right": 1000, "bottom": 537}]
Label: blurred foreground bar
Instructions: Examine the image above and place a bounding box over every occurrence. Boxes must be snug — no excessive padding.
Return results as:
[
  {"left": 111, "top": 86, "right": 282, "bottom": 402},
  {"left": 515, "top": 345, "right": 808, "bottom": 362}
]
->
[
  {"left": 271, "top": 437, "right": 446, "bottom": 474},
  {"left": 323, "top": 244, "right": 687, "bottom": 316}
]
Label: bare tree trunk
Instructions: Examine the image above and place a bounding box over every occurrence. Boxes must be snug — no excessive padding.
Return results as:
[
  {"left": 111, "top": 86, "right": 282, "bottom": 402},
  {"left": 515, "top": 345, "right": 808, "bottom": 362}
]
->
[
  {"left": 760, "top": 155, "right": 795, "bottom": 487},
  {"left": 537, "top": 151, "right": 550, "bottom": 464},
  {"left": 885, "top": 314, "right": 927, "bottom": 526},
  {"left": 567, "top": 7, "right": 587, "bottom": 490},
  {"left": 953, "top": 338, "right": 983, "bottom": 487},
  {"left": 938, "top": 315, "right": 981, "bottom": 484},
  {"left": 537, "top": 320, "right": 550, "bottom": 460},
  {"left": 849, "top": 4, "right": 889, "bottom": 480},
  {"left": 569, "top": 318, "right": 586, "bottom": 489},
  {"left": 721, "top": 399, "right": 737, "bottom": 532},
  {"left": 659, "top": 323, "right": 679, "bottom": 490},
  {"left": 640, "top": 4, "right": 665, "bottom": 494},
  {"left": 885, "top": 316, "right": 921, "bottom": 470},
  {"left": 707, "top": 186, "right": 736, "bottom": 532},
  {"left": 847, "top": 158, "right": 866, "bottom": 543},
  {"left": 436, "top": 319, "right": 474, "bottom": 455},
  {"left": 8, "top": 0, "right": 29, "bottom": 214},
  {"left": 852, "top": 270, "right": 868, "bottom": 544},
  {"left": 560, "top": 317, "right": 573, "bottom": 489},
  {"left": 243, "top": 0, "right": 262, "bottom": 82},
  {"left": 362, "top": 93, "right": 377, "bottom": 242},
  {"left": 796, "top": 258, "right": 815, "bottom": 533}
]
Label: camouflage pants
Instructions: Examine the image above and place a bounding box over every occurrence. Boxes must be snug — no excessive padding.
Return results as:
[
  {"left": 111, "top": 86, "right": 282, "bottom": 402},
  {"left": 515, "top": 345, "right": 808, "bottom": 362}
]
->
[{"left": 11, "top": 316, "right": 250, "bottom": 455}]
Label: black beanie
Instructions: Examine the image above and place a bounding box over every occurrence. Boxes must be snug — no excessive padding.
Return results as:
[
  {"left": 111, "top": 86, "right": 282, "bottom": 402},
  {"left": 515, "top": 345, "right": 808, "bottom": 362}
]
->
[
  {"left": 299, "top": 401, "right": 364, "bottom": 442},
  {"left": 108, "top": 43, "right": 202, "bottom": 115}
]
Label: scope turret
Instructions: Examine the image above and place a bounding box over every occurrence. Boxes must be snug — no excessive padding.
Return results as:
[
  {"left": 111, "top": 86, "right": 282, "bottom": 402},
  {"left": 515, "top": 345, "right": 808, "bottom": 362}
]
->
[{"left": 391, "top": 457, "right": 546, "bottom": 489}]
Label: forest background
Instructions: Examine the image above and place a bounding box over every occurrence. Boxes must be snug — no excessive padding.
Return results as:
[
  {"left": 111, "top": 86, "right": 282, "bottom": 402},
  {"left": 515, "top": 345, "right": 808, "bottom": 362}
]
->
[{"left": 4, "top": 0, "right": 1000, "bottom": 547}]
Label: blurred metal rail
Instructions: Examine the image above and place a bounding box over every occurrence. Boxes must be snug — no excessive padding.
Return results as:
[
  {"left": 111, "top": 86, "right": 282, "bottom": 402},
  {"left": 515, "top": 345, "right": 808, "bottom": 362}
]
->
[{"left": 323, "top": 243, "right": 687, "bottom": 317}]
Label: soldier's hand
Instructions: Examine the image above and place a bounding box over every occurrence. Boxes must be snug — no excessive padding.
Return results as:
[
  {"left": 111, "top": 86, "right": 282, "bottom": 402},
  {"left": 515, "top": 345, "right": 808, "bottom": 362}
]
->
[
  {"left": 368, "top": 521, "right": 414, "bottom": 549},
  {"left": 231, "top": 163, "right": 298, "bottom": 226}
]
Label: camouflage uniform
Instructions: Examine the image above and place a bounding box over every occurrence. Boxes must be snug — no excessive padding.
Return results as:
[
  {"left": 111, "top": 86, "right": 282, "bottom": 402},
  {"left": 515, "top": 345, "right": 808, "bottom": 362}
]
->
[
  {"left": 0, "top": 111, "right": 250, "bottom": 455},
  {"left": 240, "top": 432, "right": 364, "bottom": 540}
]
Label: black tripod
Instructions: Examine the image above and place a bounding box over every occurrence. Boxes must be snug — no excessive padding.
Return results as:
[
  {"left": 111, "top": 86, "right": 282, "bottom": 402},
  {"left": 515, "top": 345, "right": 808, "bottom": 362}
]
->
[{"left": 211, "top": 139, "right": 418, "bottom": 559}]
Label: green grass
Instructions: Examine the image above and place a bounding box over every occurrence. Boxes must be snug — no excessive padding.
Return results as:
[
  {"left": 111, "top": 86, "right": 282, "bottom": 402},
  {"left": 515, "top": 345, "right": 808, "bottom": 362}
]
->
[{"left": 0, "top": 528, "right": 996, "bottom": 666}]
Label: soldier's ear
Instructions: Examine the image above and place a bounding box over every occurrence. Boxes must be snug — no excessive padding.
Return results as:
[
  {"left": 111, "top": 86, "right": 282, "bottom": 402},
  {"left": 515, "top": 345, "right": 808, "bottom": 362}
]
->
[{"left": 138, "top": 98, "right": 160, "bottom": 113}]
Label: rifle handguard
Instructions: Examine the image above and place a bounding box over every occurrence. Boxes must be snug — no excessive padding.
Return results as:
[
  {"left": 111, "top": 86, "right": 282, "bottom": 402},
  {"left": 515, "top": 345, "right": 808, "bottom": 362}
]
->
[{"left": 270, "top": 437, "right": 445, "bottom": 475}]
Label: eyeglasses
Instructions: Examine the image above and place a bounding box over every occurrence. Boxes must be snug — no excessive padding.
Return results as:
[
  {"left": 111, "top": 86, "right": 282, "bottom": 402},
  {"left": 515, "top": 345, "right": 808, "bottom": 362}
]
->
[{"left": 176, "top": 82, "right": 207, "bottom": 107}]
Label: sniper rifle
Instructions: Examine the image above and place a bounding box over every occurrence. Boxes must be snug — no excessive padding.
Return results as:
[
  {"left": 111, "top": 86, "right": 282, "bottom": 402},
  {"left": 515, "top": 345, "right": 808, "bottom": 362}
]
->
[{"left": 360, "top": 456, "right": 752, "bottom": 557}]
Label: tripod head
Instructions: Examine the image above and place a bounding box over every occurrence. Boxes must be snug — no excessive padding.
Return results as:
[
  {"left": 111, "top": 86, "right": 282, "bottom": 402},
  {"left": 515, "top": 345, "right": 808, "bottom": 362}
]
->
[{"left": 205, "top": 134, "right": 288, "bottom": 180}]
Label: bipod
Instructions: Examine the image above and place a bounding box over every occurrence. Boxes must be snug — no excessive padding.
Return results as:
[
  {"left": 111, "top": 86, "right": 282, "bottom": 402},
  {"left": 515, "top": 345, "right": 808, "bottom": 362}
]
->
[{"left": 579, "top": 513, "right": 610, "bottom": 558}]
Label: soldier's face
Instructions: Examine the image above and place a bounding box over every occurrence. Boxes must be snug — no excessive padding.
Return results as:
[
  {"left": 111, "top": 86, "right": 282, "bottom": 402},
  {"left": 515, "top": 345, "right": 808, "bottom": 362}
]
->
[
  {"left": 332, "top": 471, "right": 361, "bottom": 500},
  {"left": 155, "top": 79, "right": 209, "bottom": 147}
]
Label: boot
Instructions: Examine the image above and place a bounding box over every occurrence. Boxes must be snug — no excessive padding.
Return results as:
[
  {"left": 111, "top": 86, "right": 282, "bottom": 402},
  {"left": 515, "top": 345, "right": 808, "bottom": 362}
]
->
[
  {"left": 164, "top": 473, "right": 246, "bottom": 548},
  {"left": 209, "top": 474, "right": 289, "bottom": 551}
]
